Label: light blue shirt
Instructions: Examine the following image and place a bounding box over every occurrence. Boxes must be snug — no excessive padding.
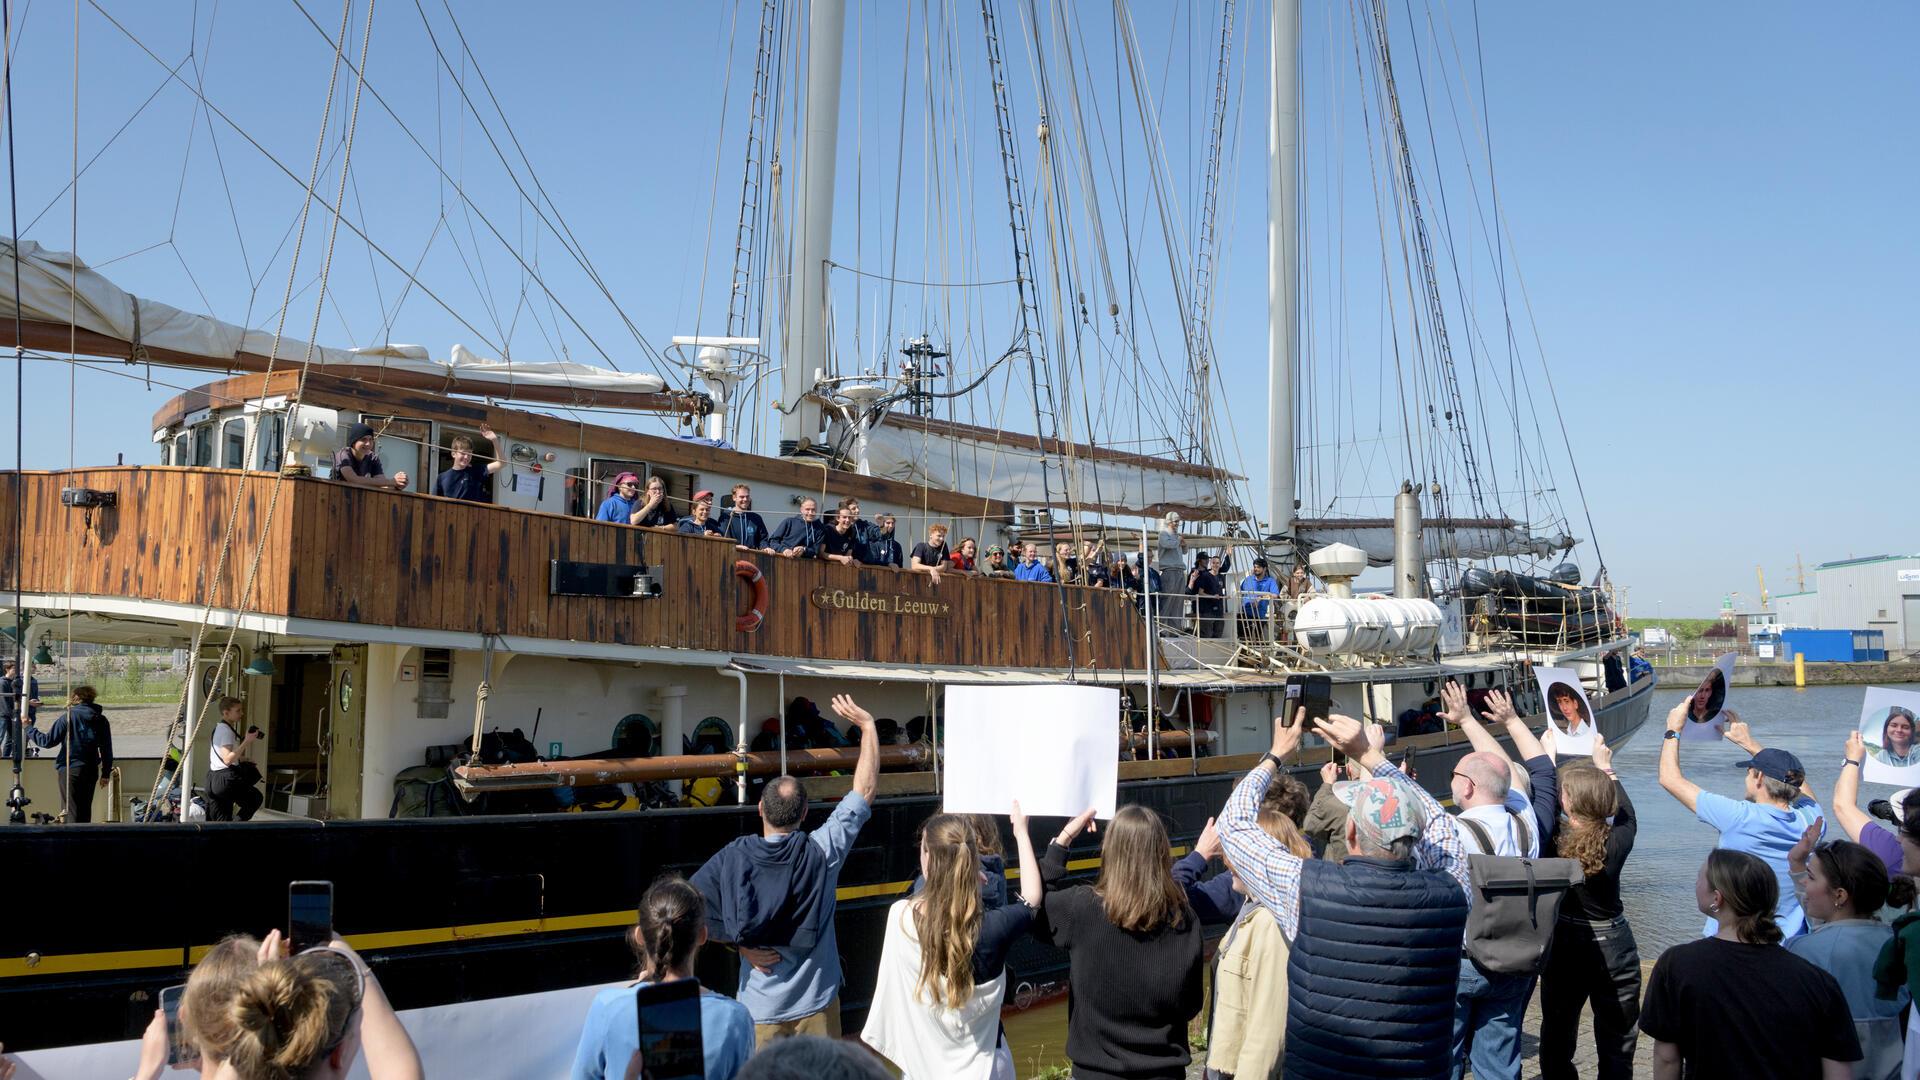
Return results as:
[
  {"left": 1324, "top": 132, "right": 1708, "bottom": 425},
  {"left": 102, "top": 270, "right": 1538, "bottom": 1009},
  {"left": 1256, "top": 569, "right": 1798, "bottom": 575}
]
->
[
  {"left": 1787, "top": 919, "right": 1906, "bottom": 1019},
  {"left": 570, "top": 981, "right": 754, "bottom": 1080},
  {"left": 1240, "top": 572, "right": 1281, "bottom": 614},
  {"left": 735, "top": 791, "right": 871, "bottom": 1023},
  {"left": 1014, "top": 559, "right": 1054, "bottom": 583},
  {"left": 1696, "top": 790, "right": 1824, "bottom": 938}
]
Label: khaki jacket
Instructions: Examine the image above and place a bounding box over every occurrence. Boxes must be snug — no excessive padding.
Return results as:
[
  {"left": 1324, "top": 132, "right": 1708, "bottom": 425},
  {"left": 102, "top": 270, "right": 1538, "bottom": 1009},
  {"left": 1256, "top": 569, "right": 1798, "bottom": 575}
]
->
[{"left": 1207, "top": 904, "right": 1290, "bottom": 1079}]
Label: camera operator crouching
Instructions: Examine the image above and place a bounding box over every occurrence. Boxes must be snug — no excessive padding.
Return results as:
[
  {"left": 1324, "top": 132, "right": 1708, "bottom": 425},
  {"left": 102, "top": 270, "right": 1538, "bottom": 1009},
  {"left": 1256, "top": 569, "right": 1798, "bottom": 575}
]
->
[{"left": 207, "top": 696, "right": 264, "bottom": 821}]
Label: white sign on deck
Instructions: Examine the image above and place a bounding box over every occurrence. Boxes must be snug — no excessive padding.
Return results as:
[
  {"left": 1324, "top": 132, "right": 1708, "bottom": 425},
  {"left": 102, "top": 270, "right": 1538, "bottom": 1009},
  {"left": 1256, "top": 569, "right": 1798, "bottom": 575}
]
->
[{"left": 943, "top": 684, "right": 1121, "bottom": 819}]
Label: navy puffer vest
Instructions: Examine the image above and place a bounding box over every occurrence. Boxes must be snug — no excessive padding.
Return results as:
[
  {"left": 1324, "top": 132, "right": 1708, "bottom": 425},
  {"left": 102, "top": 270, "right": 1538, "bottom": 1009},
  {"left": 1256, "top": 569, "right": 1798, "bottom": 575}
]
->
[{"left": 1281, "top": 855, "right": 1469, "bottom": 1080}]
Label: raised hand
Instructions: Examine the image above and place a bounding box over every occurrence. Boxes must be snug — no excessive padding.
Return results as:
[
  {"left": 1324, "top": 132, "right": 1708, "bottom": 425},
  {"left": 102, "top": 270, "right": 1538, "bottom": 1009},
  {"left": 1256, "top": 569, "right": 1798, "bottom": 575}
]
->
[
  {"left": 1483, "top": 688, "right": 1520, "bottom": 725},
  {"left": 1846, "top": 730, "right": 1867, "bottom": 764},
  {"left": 1195, "top": 817, "right": 1223, "bottom": 862},
  {"left": 1724, "top": 716, "right": 1757, "bottom": 752},
  {"left": 1010, "top": 799, "right": 1028, "bottom": 834},
  {"left": 1540, "top": 725, "right": 1559, "bottom": 762},
  {"left": 1439, "top": 680, "right": 1474, "bottom": 727},
  {"left": 829, "top": 694, "right": 875, "bottom": 731},
  {"left": 1269, "top": 708, "right": 1305, "bottom": 759},
  {"left": 1311, "top": 713, "right": 1370, "bottom": 761},
  {"left": 1319, "top": 760, "right": 1340, "bottom": 785},
  {"left": 1055, "top": 807, "right": 1099, "bottom": 847},
  {"left": 1666, "top": 699, "right": 1689, "bottom": 733},
  {"left": 1788, "top": 816, "right": 1823, "bottom": 875},
  {"left": 1591, "top": 732, "right": 1614, "bottom": 772},
  {"left": 1365, "top": 722, "right": 1386, "bottom": 753}
]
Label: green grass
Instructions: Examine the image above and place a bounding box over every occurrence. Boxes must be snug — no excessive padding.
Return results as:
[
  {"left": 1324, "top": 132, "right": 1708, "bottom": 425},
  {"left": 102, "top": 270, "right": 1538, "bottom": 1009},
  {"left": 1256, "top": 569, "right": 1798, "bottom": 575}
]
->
[{"left": 1626, "top": 617, "right": 1723, "bottom": 646}]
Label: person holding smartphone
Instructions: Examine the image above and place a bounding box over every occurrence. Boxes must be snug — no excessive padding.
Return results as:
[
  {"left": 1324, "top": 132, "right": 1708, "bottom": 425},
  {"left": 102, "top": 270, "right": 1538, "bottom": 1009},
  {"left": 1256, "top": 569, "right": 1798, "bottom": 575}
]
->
[
  {"left": 571, "top": 875, "right": 754, "bottom": 1080},
  {"left": 131, "top": 935, "right": 260, "bottom": 1079}
]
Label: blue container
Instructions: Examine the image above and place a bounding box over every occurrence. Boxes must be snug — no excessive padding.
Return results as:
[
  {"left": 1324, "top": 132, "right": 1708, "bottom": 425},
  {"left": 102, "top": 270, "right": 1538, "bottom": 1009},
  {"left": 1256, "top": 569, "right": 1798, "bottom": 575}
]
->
[{"left": 1782, "top": 628, "right": 1883, "bottom": 663}]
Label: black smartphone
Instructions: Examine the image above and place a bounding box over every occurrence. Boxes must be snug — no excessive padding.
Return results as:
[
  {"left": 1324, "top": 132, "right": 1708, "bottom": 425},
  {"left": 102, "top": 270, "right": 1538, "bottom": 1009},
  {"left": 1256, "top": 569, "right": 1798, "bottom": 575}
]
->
[
  {"left": 1282, "top": 678, "right": 1304, "bottom": 726},
  {"left": 1295, "top": 674, "right": 1334, "bottom": 726},
  {"left": 289, "top": 880, "right": 334, "bottom": 953},
  {"left": 633, "top": 978, "right": 705, "bottom": 1080},
  {"left": 159, "top": 983, "right": 192, "bottom": 1067}
]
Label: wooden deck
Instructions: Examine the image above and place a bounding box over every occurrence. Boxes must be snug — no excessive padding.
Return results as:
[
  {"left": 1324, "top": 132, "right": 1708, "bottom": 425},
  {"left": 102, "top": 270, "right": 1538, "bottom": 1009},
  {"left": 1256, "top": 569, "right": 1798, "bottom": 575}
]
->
[{"left": 0, "top": 467, "right": 1148, "bottom": 670}]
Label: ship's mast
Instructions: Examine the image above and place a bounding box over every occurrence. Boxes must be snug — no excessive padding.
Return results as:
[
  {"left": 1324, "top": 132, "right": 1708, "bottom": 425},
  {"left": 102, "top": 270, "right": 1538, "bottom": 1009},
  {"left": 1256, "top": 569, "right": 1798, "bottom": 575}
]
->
[
  {"left": 779, "top": 0, "right": 847, "bottom": 454},
  {"left": 1267, "top": 0, "right": 1299, "bottom": 546}
]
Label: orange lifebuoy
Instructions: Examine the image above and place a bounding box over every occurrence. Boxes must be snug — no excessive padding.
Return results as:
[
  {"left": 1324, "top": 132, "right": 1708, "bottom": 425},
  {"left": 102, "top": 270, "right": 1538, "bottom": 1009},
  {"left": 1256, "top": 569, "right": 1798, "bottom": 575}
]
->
[{"left": 734, "top": 560, "right": 769, "bottom": 633}]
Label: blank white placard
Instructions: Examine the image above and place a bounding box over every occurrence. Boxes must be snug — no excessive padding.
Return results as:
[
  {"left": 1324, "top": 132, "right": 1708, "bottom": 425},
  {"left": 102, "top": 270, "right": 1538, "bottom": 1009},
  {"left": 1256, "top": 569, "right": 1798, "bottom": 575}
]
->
[{"left": 942, "top": 684, "right": 1121, "bottom": 819}]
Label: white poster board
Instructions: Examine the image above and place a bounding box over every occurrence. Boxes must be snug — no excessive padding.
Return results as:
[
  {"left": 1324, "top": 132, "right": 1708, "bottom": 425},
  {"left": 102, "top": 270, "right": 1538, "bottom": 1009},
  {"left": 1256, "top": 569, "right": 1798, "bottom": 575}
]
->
[
  {"left": 1535, "top": 666, "right": 1597, "bottom": 756},
  {"left": 943, "top": 684, "right": 1121, "bottom": 819},
  {"left": 1680, "top": 652, "right": 1738, "bottom": 742},
  {"left": 1861, "top": 686, "right": 1920, "bottom": 786}
]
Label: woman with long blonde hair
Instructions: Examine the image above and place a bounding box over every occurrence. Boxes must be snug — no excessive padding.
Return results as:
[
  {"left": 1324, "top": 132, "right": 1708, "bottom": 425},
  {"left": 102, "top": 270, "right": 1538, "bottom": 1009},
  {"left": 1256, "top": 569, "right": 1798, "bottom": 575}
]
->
[
  {"left": 1538, "top": 743, "right": 1640, "bottom": 1080},
  {"left": 861, "top": 805, "right": 1041, "bottom": 1079},
  {"left": 1036, "top": 803, "right": 1204, "bottom": 1079}
]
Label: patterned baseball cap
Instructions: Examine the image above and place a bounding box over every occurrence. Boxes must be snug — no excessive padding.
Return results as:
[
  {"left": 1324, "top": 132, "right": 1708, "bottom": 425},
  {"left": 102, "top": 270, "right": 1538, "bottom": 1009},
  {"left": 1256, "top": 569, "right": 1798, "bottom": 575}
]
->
[{"left": 1334, "top": 775, "right": 1427, "bottom": 848}]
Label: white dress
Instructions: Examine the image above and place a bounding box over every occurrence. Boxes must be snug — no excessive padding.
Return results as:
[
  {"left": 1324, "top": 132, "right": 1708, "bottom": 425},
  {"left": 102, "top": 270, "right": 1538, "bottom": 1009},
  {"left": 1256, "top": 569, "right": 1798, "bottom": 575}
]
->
[{"left": 860, "top": 899, "right": 1013, "bottom": 1080}]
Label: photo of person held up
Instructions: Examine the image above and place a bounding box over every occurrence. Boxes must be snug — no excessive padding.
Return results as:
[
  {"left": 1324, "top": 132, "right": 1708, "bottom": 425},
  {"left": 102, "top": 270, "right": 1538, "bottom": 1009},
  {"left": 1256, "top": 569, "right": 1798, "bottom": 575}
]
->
[
  {"left": 1534, "top": 665, "right": 1597, "bottom": 756},
  {"left": 1859, "top": 688, "right": 1920, "bottom": 785},
  {"left": 1679, "top": 653, "right": 1737, "bottom": 742}
]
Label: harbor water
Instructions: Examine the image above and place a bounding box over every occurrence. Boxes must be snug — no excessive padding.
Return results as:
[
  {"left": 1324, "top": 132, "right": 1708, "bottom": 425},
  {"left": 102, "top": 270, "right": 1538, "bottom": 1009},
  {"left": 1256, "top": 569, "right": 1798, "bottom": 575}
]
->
[{"left": 1005, "top": 681, "right": 1920, "bottom": 1075}]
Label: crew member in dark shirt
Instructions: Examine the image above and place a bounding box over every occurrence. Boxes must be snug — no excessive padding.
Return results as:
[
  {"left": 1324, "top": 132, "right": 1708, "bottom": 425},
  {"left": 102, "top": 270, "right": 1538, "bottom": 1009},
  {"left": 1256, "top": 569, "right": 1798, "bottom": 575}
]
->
[
  {"left": 909, "top": 524, "right": 951, "bottom": 583},
  {"left": 820, "top": 506, "right": 861, "bottom": 565},
  {"left": 715, "top": 483, "right": 772, "bottom": 551},
  {"left": 1188, "top": 555, "right": 1225, "bottom": 637},
  {"left": 26, "top": 685, "right": 114, "bottom": 823},
  {"left": 768, "top": 498, "right": 827, "bottom": 558},
  {"left": 2, "top": 659, "right": 40, "bottom": 760},
  {"left": 676, "top": 490, "right": 723, "bottom": 536},
  {"left": 857, "top": 513, "right": 903, "bottom": 568},
  {"left": 332, "top": 422, "right": 408, "bottom": 491},
  {"left": 431, "top": 422, "right": 505, "bottom": 503}
]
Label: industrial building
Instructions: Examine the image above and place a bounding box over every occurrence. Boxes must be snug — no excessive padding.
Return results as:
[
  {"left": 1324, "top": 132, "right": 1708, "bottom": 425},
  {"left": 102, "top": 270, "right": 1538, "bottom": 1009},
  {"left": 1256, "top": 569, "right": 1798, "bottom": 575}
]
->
[{"left": 1773, "top": 554, "right": 1920, "bottom": 653}]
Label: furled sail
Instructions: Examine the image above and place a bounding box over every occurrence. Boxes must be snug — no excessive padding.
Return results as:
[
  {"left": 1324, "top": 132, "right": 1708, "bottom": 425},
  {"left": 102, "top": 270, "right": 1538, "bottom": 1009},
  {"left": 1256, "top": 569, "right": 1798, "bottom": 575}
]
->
[
  {"left": 837, "top": 414, "right": 1241, "bottom": 518},
  {"left": 0, "top": 237, "right": 671, "bottom": 404},
  {"left": 1292, "top": 517, "right": 1575, "bottom": 567}
]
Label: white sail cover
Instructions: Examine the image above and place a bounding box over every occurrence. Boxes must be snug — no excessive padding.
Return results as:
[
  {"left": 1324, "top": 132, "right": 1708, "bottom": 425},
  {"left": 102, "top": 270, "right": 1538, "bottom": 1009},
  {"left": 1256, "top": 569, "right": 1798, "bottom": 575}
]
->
[
  {"left": 843, "top": 417, "right": 1231, "bottom": 513},
  {"left": 0, "top": 237, "right": 665, "bottom": 395},
  {"left": 1295, "top": 519, "right": 1575, "bottom": 567}
]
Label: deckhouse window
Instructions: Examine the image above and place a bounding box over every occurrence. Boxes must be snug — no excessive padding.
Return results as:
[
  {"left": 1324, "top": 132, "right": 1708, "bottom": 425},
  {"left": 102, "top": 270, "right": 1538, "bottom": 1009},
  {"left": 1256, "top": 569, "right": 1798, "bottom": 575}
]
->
[{"left": 222, "top": 419, "right": 246, "bottom": 469}]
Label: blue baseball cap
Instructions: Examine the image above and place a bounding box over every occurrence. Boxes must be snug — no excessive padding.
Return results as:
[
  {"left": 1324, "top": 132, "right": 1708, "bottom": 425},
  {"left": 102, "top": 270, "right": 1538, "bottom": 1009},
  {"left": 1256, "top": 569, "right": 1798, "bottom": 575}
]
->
[{"left": 1735, "top": 747, "right": 1806, "bottom": 786}]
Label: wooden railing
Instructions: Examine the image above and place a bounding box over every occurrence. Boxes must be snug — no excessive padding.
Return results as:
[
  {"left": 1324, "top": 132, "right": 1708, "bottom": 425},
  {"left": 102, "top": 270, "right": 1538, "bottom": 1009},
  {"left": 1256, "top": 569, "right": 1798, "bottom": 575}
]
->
[{"left": 1, "top": 468, "right": 1148, "bottom": 671}]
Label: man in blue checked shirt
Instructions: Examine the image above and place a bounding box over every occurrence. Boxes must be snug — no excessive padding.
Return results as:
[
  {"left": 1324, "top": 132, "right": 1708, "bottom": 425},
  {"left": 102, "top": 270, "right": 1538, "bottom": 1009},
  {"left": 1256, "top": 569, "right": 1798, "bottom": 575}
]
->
[{"left": 1218, "top": 709, "right": 1471, "bottom": 1080}]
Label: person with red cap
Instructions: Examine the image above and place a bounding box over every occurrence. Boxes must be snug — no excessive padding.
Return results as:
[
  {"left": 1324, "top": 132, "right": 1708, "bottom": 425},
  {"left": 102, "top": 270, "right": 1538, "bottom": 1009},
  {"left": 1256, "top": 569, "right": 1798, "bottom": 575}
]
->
[{"left": 677, "top": 490, "right": 723, "bottom": 536}]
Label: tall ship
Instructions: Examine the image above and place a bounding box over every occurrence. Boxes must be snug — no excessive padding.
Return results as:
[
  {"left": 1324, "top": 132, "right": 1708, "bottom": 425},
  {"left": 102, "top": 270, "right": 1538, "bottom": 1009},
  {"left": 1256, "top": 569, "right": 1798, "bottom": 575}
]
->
[{"left": 1, "top": 0, "right": 1652, "bottom": 1069}]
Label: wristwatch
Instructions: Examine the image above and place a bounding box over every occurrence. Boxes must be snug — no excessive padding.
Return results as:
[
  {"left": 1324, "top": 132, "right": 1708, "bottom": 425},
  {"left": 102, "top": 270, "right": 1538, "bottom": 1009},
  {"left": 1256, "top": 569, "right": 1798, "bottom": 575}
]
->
[
  {"left": 1262, "top": 752, "right": 1286, "bottom": 771},
  {"left": 1663, "top": 730, "right": 1679, "bottom": 740},
  {"left": 1843, "top": 758, "right": 1864, "bottom": 769}
]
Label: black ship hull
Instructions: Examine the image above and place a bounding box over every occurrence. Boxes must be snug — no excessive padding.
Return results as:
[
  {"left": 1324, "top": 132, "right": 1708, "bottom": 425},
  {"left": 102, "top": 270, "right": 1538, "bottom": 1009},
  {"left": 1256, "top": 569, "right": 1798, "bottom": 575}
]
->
[{"left": 0, "top": 675, "right": 1653, "bottom": 1054}]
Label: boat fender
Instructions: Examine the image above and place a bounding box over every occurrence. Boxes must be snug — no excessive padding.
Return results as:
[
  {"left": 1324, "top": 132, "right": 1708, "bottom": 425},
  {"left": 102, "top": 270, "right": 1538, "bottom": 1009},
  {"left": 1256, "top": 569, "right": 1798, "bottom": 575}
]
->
[{"left": 734, "top": 560, "right": 769, "bottom": 633}]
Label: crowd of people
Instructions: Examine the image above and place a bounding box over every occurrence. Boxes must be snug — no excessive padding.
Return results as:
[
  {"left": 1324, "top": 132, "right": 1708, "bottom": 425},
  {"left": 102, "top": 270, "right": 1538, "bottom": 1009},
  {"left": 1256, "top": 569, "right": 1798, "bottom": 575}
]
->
[{"left": 22, "top": 680, "right": 1920, "bottom": 1079}]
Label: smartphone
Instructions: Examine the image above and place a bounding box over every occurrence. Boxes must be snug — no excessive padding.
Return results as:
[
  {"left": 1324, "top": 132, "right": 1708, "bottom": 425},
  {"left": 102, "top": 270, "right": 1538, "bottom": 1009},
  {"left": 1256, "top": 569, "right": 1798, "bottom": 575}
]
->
[
  {"left": 633, "top": 978, "right": 705, "bottom": 1080},
  {"left": 289, "top": 881, "right": 334, "bottom": 953},
  {"left": 159, "top": 983, "right": 192, "bottom": 1067},
  {"left": 1284, "top": 674, "right": 1333, "bottom": 727}
]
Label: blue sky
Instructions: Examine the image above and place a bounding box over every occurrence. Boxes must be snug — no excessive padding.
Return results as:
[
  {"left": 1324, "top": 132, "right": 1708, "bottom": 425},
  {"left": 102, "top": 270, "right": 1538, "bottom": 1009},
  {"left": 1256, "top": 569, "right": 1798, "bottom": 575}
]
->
[{"left": 2, "top": 1, "right": 1914, "bottom": 618}]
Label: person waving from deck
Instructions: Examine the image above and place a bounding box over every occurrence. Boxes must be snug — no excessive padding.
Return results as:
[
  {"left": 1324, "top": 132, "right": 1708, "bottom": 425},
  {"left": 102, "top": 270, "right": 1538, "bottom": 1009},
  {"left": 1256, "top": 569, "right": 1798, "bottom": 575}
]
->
[
  {"left": 332, "top": 423, "right": 407, "bottom": 491},
  {"left": 431, "top": 423, "right": 505, "bottom": 503}
]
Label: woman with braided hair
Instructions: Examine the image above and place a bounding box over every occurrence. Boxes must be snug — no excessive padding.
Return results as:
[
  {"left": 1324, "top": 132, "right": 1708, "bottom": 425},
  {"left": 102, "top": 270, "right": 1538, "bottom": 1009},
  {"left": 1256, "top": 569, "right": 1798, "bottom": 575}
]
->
[
  {"left": 1536, "top": 745, "right": 1640, "bottom": 1080},
  {"left": 570, "top": 874, "right": 754, "bottom": 1080}
]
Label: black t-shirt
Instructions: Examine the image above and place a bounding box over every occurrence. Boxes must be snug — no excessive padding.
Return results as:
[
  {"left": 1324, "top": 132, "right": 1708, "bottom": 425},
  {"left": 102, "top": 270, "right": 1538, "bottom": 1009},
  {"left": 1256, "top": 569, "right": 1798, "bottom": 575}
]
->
[
  {"left": 331, "top": 448, "right": 383, "bottom": 479},
  {"left": 821, "top": 526, "right": 859, "bottom": 558},
  {"left": 432, "top": 464, "right": 491, "bottom": 503},
  {"left": 1639, "top": 937, "right": 1860, "bottom": 1079},
  {"left": 910, "top": 542, "right": 950, "bottom": 568},
  {"left": 1559, "top": 779, "right": 1636, "bottom": 920},
  {"left": 634, "top": 502, "right": 677, "bottom": 528}
]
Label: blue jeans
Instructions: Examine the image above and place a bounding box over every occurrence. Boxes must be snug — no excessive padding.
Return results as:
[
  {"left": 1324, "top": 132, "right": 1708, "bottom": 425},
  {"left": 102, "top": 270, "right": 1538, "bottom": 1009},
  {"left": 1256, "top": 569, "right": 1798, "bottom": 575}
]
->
[{"left": 1450, "top": 956, "right": 1535, "bottom": 1080}]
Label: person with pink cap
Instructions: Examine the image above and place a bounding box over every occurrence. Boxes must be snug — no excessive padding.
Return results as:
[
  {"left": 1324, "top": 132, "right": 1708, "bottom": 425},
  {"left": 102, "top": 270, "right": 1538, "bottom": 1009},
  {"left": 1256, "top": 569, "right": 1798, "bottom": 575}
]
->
[{"left": 677, "top": 490, "right": 723, "bottom": 536}]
